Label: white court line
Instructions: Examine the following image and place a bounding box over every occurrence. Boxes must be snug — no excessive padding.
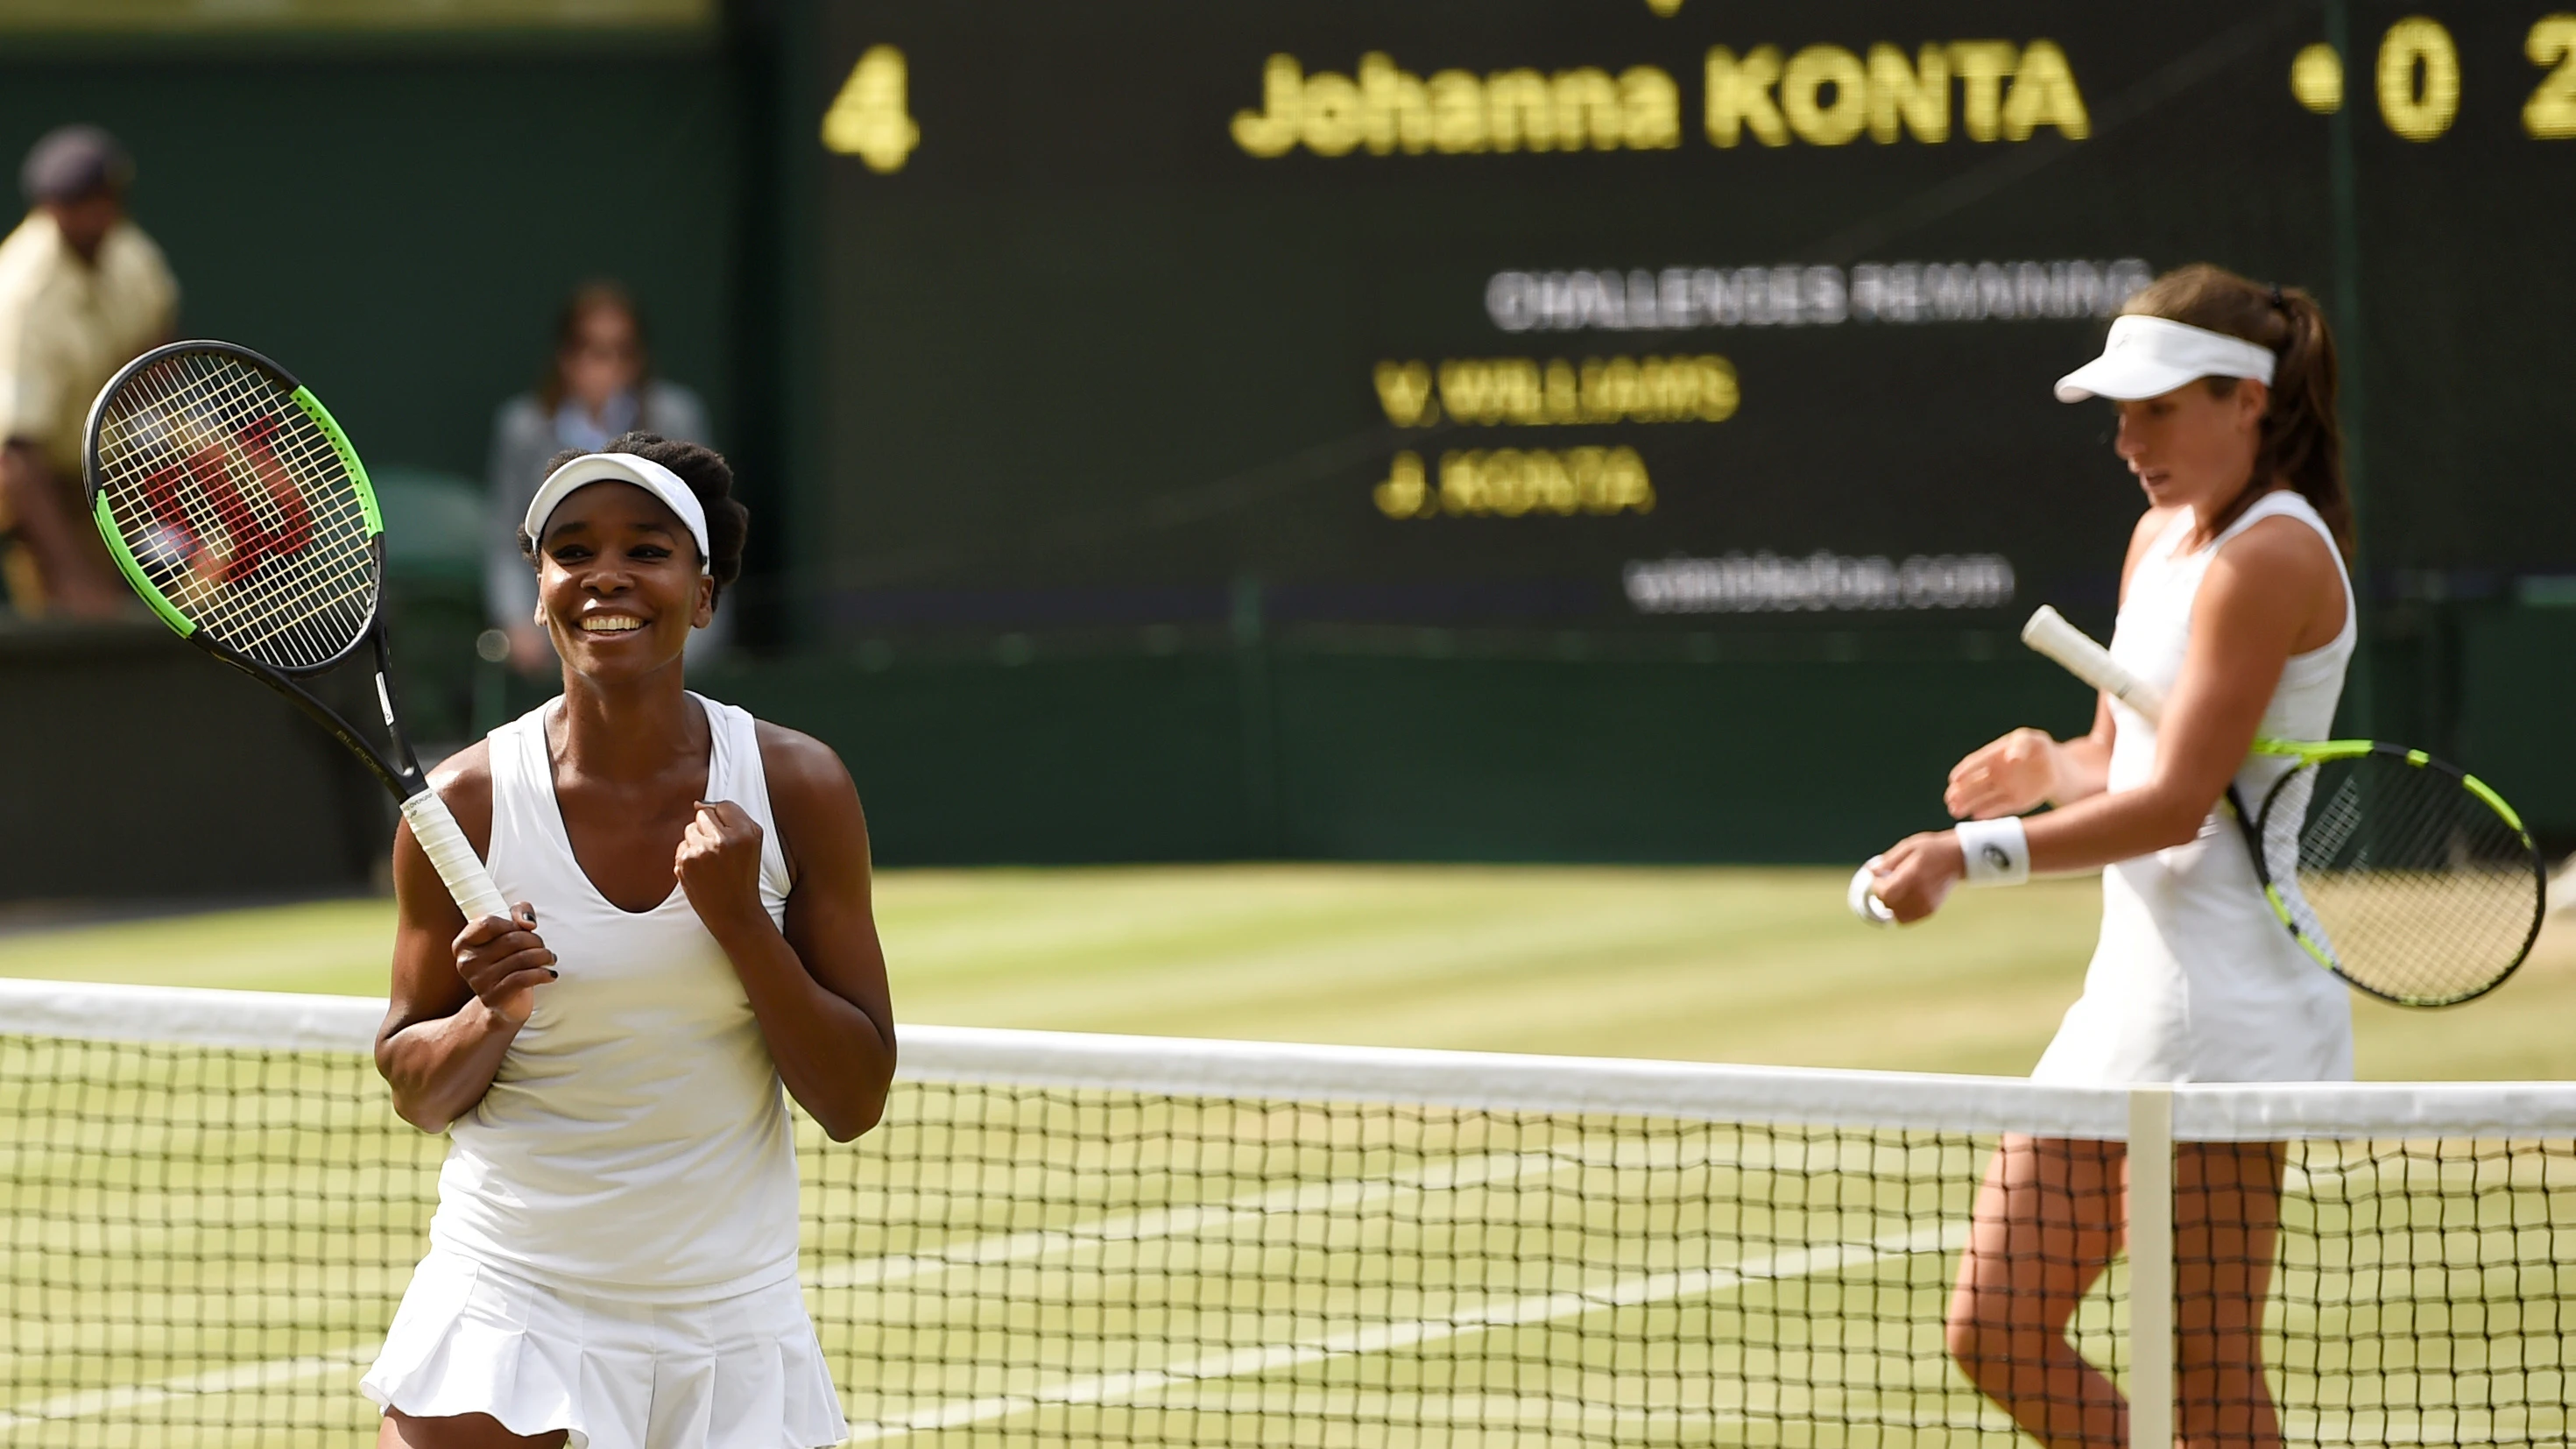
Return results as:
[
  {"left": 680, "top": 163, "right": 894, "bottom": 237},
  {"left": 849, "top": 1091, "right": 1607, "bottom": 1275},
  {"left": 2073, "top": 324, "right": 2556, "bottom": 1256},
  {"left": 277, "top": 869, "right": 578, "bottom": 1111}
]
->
[
  {"left": 0, "top": 1345, "right": 371, "bottom": 1437},
  {"left": 0, "top": 1148, "right": 1592, "bottom": 1430},
  {"left": 844, "top": 1219, "right": 1966, "bottom": 1442}
]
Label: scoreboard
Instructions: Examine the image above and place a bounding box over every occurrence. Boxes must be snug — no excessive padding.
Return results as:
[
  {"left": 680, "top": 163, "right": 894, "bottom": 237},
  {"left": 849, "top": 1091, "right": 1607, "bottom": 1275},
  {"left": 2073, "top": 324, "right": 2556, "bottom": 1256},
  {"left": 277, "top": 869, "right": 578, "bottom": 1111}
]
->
[{"left": 793, "top": 1, "right": 2575, "bottom": 637}]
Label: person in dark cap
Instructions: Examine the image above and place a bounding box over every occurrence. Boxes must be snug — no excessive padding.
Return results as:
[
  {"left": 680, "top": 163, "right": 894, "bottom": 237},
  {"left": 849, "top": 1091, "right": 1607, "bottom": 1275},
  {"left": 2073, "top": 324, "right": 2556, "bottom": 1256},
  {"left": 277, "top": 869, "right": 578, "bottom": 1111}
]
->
[{"left": 0, "top": 124, "right": 177, "bottom": 618}]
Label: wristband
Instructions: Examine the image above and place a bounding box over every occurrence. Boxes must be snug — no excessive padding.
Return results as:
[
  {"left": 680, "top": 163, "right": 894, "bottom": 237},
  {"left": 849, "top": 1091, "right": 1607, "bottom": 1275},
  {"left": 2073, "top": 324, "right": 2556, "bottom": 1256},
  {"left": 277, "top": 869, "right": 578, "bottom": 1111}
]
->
[{"left": 1954, "top": 816, "right": 2031, "bottom": 887}]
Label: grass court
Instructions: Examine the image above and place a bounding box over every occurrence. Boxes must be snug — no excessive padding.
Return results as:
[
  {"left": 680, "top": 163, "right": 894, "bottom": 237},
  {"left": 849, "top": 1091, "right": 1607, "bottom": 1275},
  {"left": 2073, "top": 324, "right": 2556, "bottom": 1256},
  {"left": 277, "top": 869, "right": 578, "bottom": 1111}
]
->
[{"left": 4, "top": 866, "right": 2572, "bottom": 1444}]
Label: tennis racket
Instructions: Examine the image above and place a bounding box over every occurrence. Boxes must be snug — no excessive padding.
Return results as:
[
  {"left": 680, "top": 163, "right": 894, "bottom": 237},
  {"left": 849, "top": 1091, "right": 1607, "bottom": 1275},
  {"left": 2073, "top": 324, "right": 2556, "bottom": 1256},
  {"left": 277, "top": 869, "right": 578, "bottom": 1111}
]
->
[
  {"left": 2021, "top": 605, "right": 2542, "bottom": 1007},
  {"left": 82, "top": 340, "right": 509, "bottom": 923}
]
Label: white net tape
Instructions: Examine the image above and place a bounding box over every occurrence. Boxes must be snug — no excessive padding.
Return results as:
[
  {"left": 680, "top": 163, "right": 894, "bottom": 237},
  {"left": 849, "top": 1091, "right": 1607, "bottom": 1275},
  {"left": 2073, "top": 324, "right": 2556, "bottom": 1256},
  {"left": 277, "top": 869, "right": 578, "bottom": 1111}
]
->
[{"left": 2, "top": 979, "right": 2572, "bottom": 1446}]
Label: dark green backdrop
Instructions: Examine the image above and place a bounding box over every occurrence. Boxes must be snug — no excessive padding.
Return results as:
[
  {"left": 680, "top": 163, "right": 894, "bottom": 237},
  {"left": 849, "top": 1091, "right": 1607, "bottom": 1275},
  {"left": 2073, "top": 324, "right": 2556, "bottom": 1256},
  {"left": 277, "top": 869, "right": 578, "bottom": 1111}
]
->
[
  {"left": 0, "top": 33, "right": 743, "bottom": 502},
  {"left": 3, "top": 6, "right": 2572, "bottom": 900}
]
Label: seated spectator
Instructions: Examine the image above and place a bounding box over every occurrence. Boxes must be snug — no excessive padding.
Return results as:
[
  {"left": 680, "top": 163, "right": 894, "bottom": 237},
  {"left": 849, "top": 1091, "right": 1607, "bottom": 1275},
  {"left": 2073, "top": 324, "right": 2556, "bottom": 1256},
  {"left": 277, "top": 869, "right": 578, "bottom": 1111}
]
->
[
  {"left": 0, "top": 125, "right": 178, "bottom": 618},
  {"left": 487, "top": 281, "right": 717, "bottom": 671}
]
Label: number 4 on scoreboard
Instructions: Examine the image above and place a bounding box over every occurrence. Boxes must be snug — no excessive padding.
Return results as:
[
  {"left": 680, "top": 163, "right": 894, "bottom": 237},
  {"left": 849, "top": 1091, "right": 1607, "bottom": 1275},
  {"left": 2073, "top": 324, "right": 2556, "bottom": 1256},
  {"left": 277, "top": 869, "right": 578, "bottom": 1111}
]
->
[{"left": 822, "top": 45, "right": 920, "bottom": 174}]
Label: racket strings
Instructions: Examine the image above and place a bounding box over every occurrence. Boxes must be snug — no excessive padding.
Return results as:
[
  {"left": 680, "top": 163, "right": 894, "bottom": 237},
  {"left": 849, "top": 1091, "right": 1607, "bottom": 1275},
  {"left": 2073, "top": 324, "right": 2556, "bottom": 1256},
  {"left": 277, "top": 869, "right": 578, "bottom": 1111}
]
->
[
  {"left": 97, "top": 353, "right": 373, "bottom": 657},
  {"left": 2280, "top": 754, "right": 2539, "bottom": 1006},
  {"left": 93, "top": 351, "right": 378, "bottom": 672}
]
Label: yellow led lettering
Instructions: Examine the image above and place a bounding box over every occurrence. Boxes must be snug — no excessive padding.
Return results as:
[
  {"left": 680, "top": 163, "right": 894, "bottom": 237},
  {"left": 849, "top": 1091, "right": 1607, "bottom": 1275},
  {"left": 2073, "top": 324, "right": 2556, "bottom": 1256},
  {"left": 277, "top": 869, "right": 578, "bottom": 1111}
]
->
[
  {"left": 819, "top": 46, "right": 920, "bottom": 173},
  {"left": 2291, "top": 42, "right": 2346, "bottom": 114},
  {"left": 1704, "top": 46, "right": 1789, "bottom": 147},
  {"left": 1433, "top": 449, "right": 1654, "bottom": 517},
  {"left": 1781, "top": 45, "right": 1870, "bottom": 145},
  {"left": 1238, "top": 54, "right": 1683, "bottom": 158},
  {"left": 1373, "top": 361, "right": 1437, "bottom": 426},
  {"left": 1429, "top": 71, "right": 1487, "bottom": 152},
  {"left": 1949, "top": 41, "right": 2018, "bottom": 141},
  {"left": 1245, "top": 41, "right": 2086, "bottom": 157},
  {"left": 2001, "top": 41, "right": 2091, "bottom": 139},
  {"left": 1867, "top": 44, "right": 1950, "bottom": 143},
  {"left": 1373, "top": 453, "right": 1431, "bottom": 518},
  {"left": 1232, "top": 55, "right": 1304, "bottom": 157},
  {"left": 2377, "top": 17, "right": 2460, "bottom": 141},
  {"left": 1543, "top": 360, "right": 1584, "bottom": 422},
  {"left": 1420, "top": 357, "right": 1737, "bottom": 426},
  {"left": 1357, "top": 53, "right": 1434, "bottom": 154},
  {"left": 1299, "top": 70, "right": 1366, "bottom": 156},
  {"left": 1620, "top": 67, "right": 1683, "bottom": 148},
  {"left": 1486, "top": 69, "right": 1556, "bottom": 152},
  {"left": 1554, "top": 68, "right": 1622, "bottom": 150},
  {"left": 2525, "top": 16, "right": 2576, "bottom": 139}
]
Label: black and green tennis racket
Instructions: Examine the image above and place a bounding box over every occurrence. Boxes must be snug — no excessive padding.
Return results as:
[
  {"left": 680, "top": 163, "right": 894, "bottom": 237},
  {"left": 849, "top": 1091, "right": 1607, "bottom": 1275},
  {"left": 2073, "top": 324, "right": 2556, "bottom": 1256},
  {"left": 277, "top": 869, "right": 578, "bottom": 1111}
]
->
[
  {"left": 82, "top": 340, "right": 509, "bottom": 923},
  {"left": 2022, "top": 605, "right": 2543, "bottom": 1008}
]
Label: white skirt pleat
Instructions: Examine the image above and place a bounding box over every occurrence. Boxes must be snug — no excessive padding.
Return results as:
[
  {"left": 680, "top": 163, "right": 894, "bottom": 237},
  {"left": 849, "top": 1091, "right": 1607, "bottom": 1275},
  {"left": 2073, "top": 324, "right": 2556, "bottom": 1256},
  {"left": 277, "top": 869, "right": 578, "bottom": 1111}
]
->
[{"left": 362, "top": 1249, "right": 849, "bottom": 1449}]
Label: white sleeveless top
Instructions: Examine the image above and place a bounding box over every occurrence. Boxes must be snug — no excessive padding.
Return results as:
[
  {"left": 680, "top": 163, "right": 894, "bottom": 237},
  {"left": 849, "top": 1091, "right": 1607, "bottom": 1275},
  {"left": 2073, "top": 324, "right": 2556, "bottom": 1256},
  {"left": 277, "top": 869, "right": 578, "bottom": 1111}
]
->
[
  {"left": 2030, "top": 491, "right": 2358, "bottom": 1085},
  {"left": 429, "top": 692, "right": 802, "bottom": 1300}
]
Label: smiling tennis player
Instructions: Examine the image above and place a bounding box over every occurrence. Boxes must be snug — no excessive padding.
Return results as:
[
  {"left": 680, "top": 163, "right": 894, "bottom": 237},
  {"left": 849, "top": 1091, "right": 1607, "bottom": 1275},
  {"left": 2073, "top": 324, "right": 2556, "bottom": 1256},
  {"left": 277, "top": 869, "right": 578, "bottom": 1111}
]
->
[
  {"left": 364, "top": 435, "right": 893, "bottom": 1449},
  {"left": 1867, "top": 264, "right": 2354, "bottom": 1449}
]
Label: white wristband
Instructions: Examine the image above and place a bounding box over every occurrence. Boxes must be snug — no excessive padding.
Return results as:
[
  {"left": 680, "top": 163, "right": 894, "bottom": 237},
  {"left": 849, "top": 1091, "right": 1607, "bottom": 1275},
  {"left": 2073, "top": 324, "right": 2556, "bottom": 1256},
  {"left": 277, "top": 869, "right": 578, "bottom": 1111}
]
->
[{"left": 1955, "top": 816, "right": 2031, "bottom": 887}]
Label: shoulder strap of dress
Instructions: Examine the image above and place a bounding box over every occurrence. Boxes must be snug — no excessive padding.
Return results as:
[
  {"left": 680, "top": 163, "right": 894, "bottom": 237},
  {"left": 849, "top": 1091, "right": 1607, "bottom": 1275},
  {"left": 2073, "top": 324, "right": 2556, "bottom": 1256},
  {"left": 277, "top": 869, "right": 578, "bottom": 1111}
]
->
[
  {"left": 481, "top": 698, "right": 560, "bottom": 869},
  {"left": 691, "top": 692, "right": 792, "bottom": 897}
]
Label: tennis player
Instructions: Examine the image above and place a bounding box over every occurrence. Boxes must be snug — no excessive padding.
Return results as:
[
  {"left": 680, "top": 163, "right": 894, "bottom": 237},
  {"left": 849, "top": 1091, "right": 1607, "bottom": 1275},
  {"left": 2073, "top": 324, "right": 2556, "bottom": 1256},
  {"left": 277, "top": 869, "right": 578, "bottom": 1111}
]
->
[
  {"left": 1867, "top": 264, "right": 2353, "bottom": 1449},
  {"left": 364, "top": 435, "right": 893, "bottom": 1449}
]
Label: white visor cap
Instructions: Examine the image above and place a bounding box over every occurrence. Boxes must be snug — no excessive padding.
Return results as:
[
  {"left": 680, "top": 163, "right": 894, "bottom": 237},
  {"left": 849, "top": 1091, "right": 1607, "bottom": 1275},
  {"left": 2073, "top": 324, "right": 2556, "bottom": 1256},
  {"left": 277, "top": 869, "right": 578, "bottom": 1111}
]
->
[
  {"left": 2053, "top": 315, "right": 2277, "bottom": 403},
  {"left": 523, "top": 452, "right": 712, "bottom": 575}
]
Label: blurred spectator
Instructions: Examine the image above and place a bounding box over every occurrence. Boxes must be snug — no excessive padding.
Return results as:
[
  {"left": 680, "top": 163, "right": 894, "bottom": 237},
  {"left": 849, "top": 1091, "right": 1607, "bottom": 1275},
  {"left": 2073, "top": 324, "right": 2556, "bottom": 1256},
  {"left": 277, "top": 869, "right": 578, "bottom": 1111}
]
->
[
  {"left": 488, "top": 281, "right": 719, "bottom": 672},
  {"left": 0, "top": 125, "right": 178, "bottom": 619}
]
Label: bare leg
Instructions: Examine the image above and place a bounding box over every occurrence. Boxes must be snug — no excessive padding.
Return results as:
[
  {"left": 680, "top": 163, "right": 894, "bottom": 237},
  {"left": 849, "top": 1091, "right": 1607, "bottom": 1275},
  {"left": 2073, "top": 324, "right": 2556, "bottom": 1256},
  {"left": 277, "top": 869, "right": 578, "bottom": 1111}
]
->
[
  {"left": 378, "top": 1410, "right": 567, "bottom": 1449},
  {"left": 1946, "top": 1134, "right": 2129, "bottom": 1448},
  {"left": 2173, "top": 1142, "right": 2285, "bottom": 1449}
]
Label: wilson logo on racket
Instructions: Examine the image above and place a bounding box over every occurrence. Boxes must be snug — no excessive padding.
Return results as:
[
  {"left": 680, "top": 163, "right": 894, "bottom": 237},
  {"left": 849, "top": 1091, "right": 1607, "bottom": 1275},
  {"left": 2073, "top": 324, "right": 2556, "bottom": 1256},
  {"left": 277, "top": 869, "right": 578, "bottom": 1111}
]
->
[
  {"left": 83, "top": 341, "right": 512, "bottom": 926},
  {"left": 136, "top": 416, "right": 317, "bottom": 583}
]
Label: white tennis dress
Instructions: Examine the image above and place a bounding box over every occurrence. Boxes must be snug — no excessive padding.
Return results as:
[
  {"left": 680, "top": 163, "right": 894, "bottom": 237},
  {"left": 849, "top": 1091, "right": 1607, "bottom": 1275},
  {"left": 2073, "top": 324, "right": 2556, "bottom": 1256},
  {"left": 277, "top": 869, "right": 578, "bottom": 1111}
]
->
[
  {"left": 2030, "top": 491, "right": 2357, "bottom": 1085},
  {"left": 363, "top": 693, "right": 849, "bottom": 1449}
]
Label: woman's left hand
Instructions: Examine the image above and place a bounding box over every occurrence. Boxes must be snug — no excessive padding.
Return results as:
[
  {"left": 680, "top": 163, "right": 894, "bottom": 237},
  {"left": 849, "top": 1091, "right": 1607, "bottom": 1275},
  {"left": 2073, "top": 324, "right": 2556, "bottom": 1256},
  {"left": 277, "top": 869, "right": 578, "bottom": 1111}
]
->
[
  {"left": 1869, "top": 831, "right": 1966, "bottom": 924},
  {"left": 675, "top": 800, "right": 766, "bottom": 930}
]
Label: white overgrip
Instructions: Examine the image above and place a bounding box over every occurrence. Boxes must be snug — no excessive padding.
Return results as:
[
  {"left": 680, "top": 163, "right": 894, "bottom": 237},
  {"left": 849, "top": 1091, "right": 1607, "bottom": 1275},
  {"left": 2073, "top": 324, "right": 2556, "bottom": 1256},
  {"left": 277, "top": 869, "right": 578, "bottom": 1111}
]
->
[
  {"left": 399, "top": 788, "right": 511, "bottom": 923},
  {"left": 2019, "top": 605, "right": 2167, "bottom": 721}
]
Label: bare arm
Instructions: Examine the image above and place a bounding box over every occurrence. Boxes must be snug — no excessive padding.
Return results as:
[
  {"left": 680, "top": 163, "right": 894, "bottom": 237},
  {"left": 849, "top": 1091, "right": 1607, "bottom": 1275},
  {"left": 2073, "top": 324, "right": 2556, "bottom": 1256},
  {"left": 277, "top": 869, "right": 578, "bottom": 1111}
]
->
[
  {"left": 675, "top": 725, "right": 895, "bottom": 1142},
  {"left": 2019, "top": 519, "right": 2333, "bottom": 868},
  {"left": 1940, "top": 507, "right": 2177, "bottom": 822},
  {"left": 373, "top": 745, "right": 560, "bottom": 1133},
  {"left": 1874, "top": 511, "right": 2342, "bottom": 919}
]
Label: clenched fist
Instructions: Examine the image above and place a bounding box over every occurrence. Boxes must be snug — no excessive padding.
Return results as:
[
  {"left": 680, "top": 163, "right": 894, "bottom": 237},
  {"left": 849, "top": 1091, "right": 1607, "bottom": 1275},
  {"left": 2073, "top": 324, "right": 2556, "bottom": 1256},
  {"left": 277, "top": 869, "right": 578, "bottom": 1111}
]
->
[{"left": 675, "top": 799, "right": 766, "bottom": 932}]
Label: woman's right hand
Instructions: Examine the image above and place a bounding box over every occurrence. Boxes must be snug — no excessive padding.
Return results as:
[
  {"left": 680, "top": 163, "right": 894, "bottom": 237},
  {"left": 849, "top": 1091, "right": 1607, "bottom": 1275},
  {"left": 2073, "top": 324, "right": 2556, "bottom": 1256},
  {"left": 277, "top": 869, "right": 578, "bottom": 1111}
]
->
[
  {"left": 1945, "top": 728, "right": 2061, "bottom": 821},
  {"left": 453, "top": 902, "right": 556, "bottom": 1026}
]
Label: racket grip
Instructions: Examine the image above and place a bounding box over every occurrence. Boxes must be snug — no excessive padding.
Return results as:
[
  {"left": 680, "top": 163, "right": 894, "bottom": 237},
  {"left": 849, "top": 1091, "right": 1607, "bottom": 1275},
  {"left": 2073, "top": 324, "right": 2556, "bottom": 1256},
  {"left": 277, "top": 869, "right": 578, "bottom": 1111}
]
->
[
  {"left": 2021, "top": 605, "right": 2168, "bottom": 722},
  {"left": 400, "top": 788, "right": 512, "bottom": 924}
]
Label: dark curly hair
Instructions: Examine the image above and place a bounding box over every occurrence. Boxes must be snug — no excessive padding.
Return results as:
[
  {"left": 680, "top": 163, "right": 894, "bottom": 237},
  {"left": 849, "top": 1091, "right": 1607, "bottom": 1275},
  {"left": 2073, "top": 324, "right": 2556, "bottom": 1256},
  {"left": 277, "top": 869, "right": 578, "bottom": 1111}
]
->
[{"left": 527, "top": 433, "right": 750, "bottom": 606}]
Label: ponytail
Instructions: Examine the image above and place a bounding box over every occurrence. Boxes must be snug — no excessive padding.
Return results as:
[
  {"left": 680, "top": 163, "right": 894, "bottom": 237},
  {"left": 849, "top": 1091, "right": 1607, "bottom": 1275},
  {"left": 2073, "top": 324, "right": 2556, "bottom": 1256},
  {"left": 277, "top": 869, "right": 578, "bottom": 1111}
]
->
[{"left": 2120, "top": 264, "right": 2352, "bottom": 557}]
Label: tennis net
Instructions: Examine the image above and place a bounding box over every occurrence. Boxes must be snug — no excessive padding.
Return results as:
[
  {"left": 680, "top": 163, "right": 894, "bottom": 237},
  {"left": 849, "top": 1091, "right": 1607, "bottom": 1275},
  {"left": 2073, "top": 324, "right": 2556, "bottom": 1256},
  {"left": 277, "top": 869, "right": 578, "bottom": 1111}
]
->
[{"left": 2, "top": 978, "right": 2571, "bottom": 1446}]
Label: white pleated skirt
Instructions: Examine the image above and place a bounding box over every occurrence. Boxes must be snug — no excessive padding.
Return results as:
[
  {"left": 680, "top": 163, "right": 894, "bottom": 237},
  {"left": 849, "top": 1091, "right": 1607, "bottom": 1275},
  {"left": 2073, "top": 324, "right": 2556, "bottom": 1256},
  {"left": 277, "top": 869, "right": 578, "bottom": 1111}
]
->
[{"left": 361, "top": 1248, "right": 850, "bottom": 1449}]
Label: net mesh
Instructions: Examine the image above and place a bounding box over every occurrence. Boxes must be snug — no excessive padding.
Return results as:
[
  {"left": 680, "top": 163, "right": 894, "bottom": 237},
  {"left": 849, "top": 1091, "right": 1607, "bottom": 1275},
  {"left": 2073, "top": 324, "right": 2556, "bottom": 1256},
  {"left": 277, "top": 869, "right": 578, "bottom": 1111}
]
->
[
  {"left": 2265, "top": 753, "right": 2544, "bottom": 1007},
  {"left": 3, "top": 983, "right": 2571, "bottom": 1446},
  {"left": 88, "top": 349, "right": 378, "bottom": 674}
]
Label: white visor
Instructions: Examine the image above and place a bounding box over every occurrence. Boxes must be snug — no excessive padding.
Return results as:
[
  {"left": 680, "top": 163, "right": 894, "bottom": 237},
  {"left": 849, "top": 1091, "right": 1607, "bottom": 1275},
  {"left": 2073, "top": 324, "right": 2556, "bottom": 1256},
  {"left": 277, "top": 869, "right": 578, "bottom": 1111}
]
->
[
  {"left": 523, "top": 452, "right": 712, "bottom": 574},
  {"left": 2054, "top": 315, "right": 2277, "bottom": 403}
]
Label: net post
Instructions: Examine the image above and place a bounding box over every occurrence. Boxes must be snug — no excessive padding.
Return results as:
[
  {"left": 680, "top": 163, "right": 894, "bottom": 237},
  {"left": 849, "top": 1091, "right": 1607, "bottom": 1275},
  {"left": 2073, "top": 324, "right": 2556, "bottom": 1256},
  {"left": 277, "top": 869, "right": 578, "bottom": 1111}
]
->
[{"left": 2127, "top": 1086, "right": 2175, "bottom": 1449}]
